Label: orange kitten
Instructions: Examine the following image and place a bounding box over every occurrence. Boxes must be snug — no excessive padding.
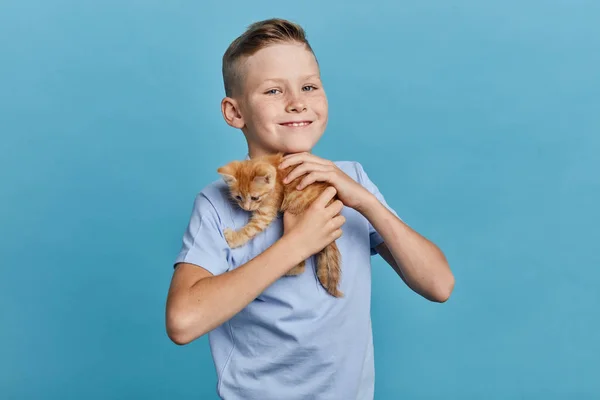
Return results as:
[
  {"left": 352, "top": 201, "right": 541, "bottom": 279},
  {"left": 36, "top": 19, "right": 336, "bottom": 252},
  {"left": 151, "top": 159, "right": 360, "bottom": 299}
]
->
[{"left": 217, "top": 153, "right": 343, "bottom": 298}]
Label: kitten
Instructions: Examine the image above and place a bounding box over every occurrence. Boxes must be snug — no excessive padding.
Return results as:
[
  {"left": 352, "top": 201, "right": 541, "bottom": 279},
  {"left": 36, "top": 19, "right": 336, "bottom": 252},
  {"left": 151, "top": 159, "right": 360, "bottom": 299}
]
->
[{"left": 217, "top": 153, "right": 343, "bottom": 298}]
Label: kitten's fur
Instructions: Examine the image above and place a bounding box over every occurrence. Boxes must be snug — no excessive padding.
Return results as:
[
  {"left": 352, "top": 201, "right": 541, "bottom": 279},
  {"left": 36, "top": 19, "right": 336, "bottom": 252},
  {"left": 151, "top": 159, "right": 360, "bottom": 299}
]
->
[{"left": 217, "top": 153, "right": 343, "bottom": 298}]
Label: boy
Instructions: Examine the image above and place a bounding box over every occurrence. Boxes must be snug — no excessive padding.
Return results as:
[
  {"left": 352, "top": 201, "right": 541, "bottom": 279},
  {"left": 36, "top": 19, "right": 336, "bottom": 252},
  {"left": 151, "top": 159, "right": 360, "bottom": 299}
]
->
[{"left": 166, "top": 18, "right": 454, "bottom": 400}]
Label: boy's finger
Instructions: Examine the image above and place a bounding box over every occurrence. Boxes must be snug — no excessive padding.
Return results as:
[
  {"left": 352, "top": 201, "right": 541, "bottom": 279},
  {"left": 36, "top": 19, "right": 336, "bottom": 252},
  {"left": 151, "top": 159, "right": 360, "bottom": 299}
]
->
[
  {"left": 284, "top": 162, "right": 326, "bottom": 183},
  {"left": 297, "top": 171, "right": 326, "bottom": 190},
  {"left": 314, "top": 186, "right": 337, "bottom": 208},
  {"left": 279, "top": 156, "right": 304, "bottom": 169},
  {"left": 282, "top": 151, "right": 309, "bottom": 161},
  {"left": 331, "top": 215, "right": 346, "bottom": 229},
  {"left": 326, "top": 200, "right": 344, "bottom": 218},
  {"left": 280, "top": 153, "right": 327, "bottom": 169}
]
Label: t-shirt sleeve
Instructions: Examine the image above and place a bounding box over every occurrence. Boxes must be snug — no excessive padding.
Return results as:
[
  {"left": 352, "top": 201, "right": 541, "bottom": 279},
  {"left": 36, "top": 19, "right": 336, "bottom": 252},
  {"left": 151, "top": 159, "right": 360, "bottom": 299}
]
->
[
  {"left": 173, "top": 192, "right": 231, "bottom": 275},
  {"left": 354, "top": 162, "right": 401, "bottom": 255}
]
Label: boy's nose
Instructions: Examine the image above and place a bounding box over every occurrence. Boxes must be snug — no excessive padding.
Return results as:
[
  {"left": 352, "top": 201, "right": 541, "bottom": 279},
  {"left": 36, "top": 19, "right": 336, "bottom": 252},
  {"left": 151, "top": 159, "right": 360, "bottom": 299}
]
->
[{"left": 286, "top": 100, "right": 307, "bottom": 113}]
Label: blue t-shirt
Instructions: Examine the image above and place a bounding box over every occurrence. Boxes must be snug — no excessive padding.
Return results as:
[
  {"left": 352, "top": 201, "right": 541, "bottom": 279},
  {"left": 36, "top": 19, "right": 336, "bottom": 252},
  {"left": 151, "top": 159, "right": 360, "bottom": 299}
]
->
[{"left": 174, "top": 160, "right": 399, "bottom": 400}]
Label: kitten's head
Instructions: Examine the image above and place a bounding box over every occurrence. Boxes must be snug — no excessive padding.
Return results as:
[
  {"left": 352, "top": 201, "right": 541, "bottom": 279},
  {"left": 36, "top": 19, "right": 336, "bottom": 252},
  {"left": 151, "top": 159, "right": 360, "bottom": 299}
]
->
[{"left": 217, "top": 160, "right": 277, "bottom": 211}]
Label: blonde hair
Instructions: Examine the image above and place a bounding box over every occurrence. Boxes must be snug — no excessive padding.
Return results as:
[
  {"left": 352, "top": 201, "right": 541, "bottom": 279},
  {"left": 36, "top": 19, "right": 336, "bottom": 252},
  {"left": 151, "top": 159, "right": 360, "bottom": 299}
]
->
[{"left": 222, "top": 18, "right": 316, "bottom": 97}]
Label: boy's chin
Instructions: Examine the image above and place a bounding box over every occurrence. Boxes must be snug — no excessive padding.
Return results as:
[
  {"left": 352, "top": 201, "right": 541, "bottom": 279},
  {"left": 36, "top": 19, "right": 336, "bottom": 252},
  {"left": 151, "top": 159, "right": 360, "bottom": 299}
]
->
[
  {"left": 279, "top": 139, "right": 321, "bottom": 154},
  {"left": 282, "top": 145, "right": 313, "bottom": 154}
]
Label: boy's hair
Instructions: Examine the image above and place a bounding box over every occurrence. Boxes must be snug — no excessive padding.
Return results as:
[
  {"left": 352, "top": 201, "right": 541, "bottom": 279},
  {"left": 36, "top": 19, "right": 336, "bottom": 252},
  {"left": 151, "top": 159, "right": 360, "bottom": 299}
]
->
[{"left": 222, "top": 18, "right": 316, "bottom": 97}]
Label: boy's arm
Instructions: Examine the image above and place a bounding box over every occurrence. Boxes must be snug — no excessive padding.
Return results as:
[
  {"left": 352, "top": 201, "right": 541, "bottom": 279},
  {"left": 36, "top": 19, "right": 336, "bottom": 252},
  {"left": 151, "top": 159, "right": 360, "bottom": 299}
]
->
[
  {"left": 166, "top": 236, "right": 303, "bottom": 345},
  {"left": 278, "top": 152, "right": 455, "bottom": 303},
  {"left": 362, "top": 197, "right": 454, "bottom": 303},
  {"left": 166, "top": 186, "right": 345, "bottom": 345}
]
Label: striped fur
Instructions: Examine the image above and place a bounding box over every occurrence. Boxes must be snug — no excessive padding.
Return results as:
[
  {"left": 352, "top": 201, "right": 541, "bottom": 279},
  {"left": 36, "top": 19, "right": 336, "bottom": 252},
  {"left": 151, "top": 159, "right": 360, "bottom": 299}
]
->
[{"left": 217, "top": 153, "right": 343, "bottom": 297}]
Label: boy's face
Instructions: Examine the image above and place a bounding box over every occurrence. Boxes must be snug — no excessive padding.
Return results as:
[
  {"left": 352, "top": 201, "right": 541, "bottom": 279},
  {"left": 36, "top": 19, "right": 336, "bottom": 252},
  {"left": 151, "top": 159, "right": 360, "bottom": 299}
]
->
[{"left": 224, "top": 42, "right": 328, "bottom": 158}]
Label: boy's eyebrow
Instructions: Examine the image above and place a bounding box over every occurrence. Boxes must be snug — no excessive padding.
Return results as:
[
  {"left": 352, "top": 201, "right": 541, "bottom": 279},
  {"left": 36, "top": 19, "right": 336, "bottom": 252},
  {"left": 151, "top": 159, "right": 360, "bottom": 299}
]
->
[{"left": 262, "top": 74, "right": 321, "bottom": 84}]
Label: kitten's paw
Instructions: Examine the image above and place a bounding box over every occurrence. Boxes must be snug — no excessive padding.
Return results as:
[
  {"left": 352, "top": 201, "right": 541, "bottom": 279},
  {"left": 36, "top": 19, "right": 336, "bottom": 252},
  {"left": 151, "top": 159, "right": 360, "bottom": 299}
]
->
[
  {"left": 224, "top": 228, "right": 244, "bottom": 248},
  {"left": 286, "top": 261, "right": 305, "bottom": 276}
]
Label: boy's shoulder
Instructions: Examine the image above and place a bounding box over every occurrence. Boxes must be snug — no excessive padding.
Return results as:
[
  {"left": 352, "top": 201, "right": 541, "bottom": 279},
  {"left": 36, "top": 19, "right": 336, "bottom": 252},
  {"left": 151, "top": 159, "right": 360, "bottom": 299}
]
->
[
  {"left": 334, "top": 160, "right": 362, "bottom": 175},
  {"left": 187, "top": 178, "right": 233, "bottom": 226},
  {"left": 333, "top": 160, "right": 357, "bottom": 169},
  {"left": 199, "top": 178, "right": 229, "bottom": 201},
  {"left": 334, "top": 160, "right": 370, "bottom": 184}
]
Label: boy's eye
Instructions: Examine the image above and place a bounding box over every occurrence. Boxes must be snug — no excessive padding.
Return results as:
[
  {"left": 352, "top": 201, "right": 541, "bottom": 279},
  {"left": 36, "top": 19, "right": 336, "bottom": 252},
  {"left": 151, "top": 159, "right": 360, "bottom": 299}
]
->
[
  {"left": 251, "top": 196, "right": 260, "bottom": 201},
  {"left": 266, "top": 89, "right": 281, "bottom": 95},
  {"left": 302, "top": 85, "right": 317, "bottom": 91}
]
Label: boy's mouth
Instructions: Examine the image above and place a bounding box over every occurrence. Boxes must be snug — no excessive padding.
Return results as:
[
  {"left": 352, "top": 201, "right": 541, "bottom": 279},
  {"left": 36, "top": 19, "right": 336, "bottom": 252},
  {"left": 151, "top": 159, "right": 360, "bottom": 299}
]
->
[{"left": 279, "top": 121, "right": 312, "bottom": 127}]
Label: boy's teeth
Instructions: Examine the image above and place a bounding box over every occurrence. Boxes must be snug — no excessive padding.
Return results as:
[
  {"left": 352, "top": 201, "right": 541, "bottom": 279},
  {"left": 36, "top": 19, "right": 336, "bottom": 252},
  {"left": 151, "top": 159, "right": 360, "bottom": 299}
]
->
[{"left": 285, "top": 122, "right": 309, "bottom": 127}]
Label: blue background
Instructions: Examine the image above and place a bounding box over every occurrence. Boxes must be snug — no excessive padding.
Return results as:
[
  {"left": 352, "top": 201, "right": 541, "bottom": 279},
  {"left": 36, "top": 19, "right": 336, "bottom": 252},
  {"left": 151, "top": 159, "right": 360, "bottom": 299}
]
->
[{"left": 2, "top": 0, "right": 599, "bottom": 398}]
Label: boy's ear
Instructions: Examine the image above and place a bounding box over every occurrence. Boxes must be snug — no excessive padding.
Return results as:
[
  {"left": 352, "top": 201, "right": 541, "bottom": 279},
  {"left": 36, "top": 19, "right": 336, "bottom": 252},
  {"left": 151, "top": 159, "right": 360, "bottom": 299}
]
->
[{"left": 221, "top": 97, "right": 245, "bottom": 129}]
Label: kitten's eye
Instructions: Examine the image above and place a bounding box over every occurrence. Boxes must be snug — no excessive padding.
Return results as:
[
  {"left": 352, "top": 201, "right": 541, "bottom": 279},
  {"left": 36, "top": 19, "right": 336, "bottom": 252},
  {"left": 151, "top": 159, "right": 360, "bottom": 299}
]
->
[
  {"left": 251, "top": 196, "right": 260, "bottom": 201},
  {"left": 235, "top": 196, "right": 242, "bottom": 201}
]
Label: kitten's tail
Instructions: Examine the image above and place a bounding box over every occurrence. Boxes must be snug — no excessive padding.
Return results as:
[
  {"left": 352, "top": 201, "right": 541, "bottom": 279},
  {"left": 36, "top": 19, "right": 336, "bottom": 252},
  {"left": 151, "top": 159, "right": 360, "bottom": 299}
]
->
[{"left": 317, "top": 241, "right": 343, "bottom": 298}]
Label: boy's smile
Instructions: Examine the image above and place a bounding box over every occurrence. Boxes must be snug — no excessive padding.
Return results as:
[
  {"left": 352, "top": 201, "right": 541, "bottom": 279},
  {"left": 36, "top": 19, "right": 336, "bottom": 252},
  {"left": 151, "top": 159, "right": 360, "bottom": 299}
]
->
[
  {"left": 279, "top": 121, "right": 312, "bottom": 127},
  {"left": 221, "top": 42, "right": 328, "bottom": 158}
]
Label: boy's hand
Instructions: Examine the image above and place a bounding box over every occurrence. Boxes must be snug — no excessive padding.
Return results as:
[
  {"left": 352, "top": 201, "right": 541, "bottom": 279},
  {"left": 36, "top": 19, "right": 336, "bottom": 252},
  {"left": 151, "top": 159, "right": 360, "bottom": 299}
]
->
[
  {"left": 279, "top": 152, "right": 374, "bottom": 212},
  {"left": 282, "top": 186, "right": 346, "bottom": 260}
]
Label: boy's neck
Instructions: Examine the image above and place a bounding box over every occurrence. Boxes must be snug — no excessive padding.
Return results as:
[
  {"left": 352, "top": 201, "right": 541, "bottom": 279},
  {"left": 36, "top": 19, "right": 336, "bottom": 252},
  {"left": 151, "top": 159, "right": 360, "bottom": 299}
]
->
[{"left": 247, "top": 148, "right": 313, "bottom": 159}]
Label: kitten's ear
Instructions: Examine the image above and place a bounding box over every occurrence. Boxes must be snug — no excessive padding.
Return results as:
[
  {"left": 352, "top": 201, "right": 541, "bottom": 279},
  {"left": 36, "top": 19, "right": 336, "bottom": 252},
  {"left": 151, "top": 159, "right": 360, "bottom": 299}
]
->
[
  {"left": 253, "top": 174, "right": 272, "bottom": 185},
  {"left": 217, "top": 163, "right": 238, "bottom": 184},
  {"left": 253, "top": 164, "right": 275, "bottom": 185},
  {"left": 219, "top": 173, "right": 237, "bottom": 184}
]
